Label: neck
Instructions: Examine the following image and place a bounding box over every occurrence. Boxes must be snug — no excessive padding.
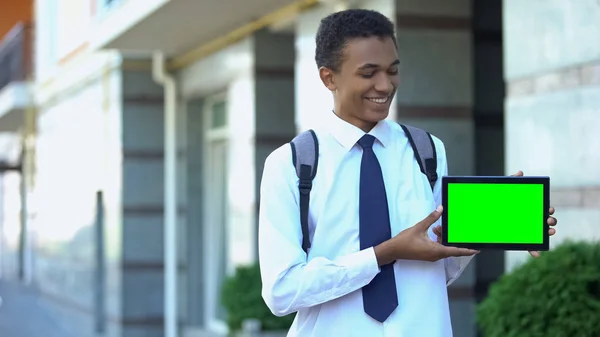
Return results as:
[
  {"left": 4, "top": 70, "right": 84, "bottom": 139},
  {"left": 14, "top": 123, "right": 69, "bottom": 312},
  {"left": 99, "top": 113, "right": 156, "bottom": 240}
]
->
[{"left": 333, "top": 108, "right": 376, "bottom": 133}]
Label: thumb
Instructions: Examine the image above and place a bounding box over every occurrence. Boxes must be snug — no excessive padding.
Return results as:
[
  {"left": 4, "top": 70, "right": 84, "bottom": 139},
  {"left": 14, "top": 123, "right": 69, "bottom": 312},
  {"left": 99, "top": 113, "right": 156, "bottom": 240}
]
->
[
  {"left": 511, "top": 170, "right": 524, "bottom": 177},
  {"left": 416, "top": 205, "right": 443, "bottom": 232}
]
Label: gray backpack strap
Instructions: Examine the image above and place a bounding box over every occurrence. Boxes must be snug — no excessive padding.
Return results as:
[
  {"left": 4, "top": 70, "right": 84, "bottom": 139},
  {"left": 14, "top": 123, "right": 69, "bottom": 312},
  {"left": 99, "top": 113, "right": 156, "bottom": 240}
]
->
[
  {"left": 289, "top": 130, "right": 318, "bottom": 253},
  {"left": 400, "top": 124, "right": 438, "bottom": 190}
]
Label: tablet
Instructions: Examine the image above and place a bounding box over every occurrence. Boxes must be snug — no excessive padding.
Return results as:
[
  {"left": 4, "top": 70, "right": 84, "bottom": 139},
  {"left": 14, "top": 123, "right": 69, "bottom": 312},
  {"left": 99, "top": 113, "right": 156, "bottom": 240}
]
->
[{"left": 441, "top": 176, "right": 550, "bottom": 251}]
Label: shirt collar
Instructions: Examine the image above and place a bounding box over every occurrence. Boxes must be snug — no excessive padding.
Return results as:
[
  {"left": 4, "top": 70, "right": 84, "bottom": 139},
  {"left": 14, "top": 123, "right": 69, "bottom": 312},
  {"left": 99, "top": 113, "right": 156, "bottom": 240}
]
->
[{"left": 326, "top": 111, "right": 391, "bottom": 150}]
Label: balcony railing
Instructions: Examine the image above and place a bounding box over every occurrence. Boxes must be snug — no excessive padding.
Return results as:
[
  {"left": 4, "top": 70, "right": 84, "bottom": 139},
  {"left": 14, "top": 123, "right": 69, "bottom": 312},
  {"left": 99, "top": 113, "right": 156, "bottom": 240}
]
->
[{"left": 0, "top": 22, "right": 34, "bottom": 92}]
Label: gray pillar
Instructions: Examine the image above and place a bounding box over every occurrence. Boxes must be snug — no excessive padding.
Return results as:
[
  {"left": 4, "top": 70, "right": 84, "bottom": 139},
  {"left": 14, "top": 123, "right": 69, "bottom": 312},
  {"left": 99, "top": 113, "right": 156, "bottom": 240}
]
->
[
  {"left": 184, "top": 98, "right": 205, "bottom": 327},
  {"left": 253, "top": 29, "right": 297, "bottom": 255},
  {"left": 394, "top": 1, "right": 476, "bottom": 336},
  {"left": 120, "top": 67, "right": 187, "bottom": 337},
  {"left": 472, "top": 2, "right": 506, "bottom": 336}
]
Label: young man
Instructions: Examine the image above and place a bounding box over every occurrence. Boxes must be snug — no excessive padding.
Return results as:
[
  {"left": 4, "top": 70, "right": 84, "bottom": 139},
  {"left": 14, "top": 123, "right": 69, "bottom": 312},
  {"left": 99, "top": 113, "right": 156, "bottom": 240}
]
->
[{"left": 258, "top": 9, "right": 557, "bottom": 337}]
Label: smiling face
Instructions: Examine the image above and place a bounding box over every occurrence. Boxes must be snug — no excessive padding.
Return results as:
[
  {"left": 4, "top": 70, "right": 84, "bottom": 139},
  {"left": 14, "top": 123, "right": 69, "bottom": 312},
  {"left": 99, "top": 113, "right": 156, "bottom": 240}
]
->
[{"left": 319, "top": 35, "right": 400, "bottom": 132}]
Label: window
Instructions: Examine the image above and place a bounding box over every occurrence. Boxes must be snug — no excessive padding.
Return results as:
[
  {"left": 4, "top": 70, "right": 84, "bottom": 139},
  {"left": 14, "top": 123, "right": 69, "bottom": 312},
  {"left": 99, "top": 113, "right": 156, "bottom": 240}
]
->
[
  {"left": 210, "top": 101, "right": 227, "bottom": 129},
  {"left": 203, "top": 93, "right": 229, "bottom": 334}
]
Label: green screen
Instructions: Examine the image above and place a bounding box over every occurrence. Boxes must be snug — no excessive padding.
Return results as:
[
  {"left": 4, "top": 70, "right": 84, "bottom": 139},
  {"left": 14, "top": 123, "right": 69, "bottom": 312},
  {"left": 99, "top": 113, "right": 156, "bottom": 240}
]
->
[{"left": 447, "top": 183, "right": 544, "bottom": 244}]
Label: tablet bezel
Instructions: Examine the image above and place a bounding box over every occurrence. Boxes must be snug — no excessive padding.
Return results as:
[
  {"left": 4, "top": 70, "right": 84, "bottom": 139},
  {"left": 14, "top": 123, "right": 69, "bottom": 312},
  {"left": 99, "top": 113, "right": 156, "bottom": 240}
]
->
[{"left": 441, "top": 176, "right": 550, "bottom": 251}]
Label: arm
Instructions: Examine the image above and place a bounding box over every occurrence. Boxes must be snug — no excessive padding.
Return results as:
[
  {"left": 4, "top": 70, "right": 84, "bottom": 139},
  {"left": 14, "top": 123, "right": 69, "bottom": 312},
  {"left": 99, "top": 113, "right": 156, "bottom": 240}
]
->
[
  {"left": 431, "top": 137, "right": 475, "bottom": 286},
  {"left": 258, "top": 146, "right": 380, "bottom": 317}
]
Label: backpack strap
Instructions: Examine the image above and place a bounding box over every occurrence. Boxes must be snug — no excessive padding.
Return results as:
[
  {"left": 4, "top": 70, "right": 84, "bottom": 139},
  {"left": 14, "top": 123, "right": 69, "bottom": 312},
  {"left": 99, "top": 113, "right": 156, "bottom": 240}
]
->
[
  {"left": 289, "top": 129, "right": 319, "bottom": 253},
  {"left": 399, "top": 124, "right": 438, "bottom": 191}
]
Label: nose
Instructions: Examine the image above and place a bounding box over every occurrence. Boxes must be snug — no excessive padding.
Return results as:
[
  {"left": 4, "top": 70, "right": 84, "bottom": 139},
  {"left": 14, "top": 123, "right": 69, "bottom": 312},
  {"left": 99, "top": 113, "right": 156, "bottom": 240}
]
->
[{"left": 374, "top": 73, "right": 395, "bottom": 94}]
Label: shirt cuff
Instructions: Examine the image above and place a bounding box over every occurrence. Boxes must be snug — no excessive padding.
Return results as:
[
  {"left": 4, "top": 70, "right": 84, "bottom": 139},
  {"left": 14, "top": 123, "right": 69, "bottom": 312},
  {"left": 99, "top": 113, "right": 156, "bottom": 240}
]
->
[
  {"left": 445, "top": 255, "right": 475, "bottom": 285},
  {"left": 337, "top": 247, "right": 381, "bottom": 285}
]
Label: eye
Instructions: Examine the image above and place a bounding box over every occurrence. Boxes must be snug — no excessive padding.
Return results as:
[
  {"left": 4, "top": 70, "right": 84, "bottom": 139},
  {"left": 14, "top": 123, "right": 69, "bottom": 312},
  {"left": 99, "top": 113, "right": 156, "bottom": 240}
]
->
[
  {"left": 388, "top": 68, "right": 399, "bottom": 75},
  {"left": 360, "top": 73, "right": 375, "bottom": 79}
]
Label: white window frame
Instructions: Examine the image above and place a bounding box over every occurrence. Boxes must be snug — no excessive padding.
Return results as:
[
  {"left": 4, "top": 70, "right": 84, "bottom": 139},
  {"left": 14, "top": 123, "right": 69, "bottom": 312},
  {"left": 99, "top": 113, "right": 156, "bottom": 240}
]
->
[
  {"left": 36, "top": 0, "right": 59, "bottom": 82},
  {"left": 202, "top": 92, "right": 230, "bottom": 335}
]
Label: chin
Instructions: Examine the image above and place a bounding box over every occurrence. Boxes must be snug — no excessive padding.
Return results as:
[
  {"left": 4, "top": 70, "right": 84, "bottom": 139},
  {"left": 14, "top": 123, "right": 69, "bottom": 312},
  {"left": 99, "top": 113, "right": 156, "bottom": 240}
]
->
[
  {"left": 362, "top": 98, "right": 392, "bottom": 121},
  {"left": 365, "top": 109, "right": 390, "bottom": 122}
]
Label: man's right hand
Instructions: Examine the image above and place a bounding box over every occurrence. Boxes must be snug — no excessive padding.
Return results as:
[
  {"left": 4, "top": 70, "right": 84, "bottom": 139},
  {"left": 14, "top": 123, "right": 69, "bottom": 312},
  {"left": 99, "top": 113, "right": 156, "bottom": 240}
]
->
[{"left": 374, "top": 206, "right": 478, "bottom": 266}]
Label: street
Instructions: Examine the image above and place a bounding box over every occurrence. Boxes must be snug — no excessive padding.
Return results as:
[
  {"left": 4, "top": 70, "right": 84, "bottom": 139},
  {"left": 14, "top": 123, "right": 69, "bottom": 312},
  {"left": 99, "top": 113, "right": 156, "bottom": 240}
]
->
[{"left": 0, "top": 280, "right": 74, "bottom": 337}]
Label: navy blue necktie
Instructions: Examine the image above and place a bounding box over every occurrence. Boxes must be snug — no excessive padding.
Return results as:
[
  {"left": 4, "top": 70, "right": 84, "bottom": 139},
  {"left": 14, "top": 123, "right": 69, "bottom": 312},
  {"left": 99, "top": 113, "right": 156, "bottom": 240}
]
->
[{"left": 358, "top": 134, "right": 398, "bottom": 323}]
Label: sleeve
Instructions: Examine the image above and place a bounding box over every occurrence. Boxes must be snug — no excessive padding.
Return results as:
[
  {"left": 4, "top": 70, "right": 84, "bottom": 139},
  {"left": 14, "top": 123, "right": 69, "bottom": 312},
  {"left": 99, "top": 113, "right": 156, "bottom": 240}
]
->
[
  {"left": 258, "top": 145, "right": 381, "bottom": 317},
  {"left": 430, "top": 136, "right": 476, "bottom": 286}
]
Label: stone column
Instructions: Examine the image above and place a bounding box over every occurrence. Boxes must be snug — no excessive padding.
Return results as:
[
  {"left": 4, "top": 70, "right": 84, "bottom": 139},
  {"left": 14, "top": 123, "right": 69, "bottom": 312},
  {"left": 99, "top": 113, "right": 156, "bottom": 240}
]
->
[
  {"left": 120, "top": 65, "right": 188, "bottom": 337},
  {"left": 253, "top": 28, "right": 297, "bottom": 254},
  {"left": 393, "top": 1, "right": 476, "bottom": 336},
  {"left": 503, "top": 0, "right": 600, "bottom": 270}
]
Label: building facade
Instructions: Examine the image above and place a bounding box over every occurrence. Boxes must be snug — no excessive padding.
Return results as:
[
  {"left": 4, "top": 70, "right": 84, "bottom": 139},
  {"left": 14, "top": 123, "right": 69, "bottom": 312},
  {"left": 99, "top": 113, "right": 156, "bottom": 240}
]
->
[
  {"left": 0, "top": 0, "right": 35, "bottom": 285},
  {"left": 0, "top": 0, "right": 598, "bottom": 337}
]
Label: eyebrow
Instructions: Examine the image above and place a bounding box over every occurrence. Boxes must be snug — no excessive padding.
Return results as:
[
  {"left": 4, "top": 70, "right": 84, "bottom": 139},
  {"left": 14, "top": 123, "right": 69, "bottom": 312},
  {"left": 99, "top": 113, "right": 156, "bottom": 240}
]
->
[{"left": 358, "top": 59, "right": 400, "bottom": 70}]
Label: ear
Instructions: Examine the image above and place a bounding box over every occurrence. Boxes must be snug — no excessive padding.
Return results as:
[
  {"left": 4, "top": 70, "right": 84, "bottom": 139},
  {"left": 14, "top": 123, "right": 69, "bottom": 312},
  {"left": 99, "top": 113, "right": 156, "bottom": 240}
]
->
[{"left": 319, "top": 67, "right": 337, "bottom": 91}]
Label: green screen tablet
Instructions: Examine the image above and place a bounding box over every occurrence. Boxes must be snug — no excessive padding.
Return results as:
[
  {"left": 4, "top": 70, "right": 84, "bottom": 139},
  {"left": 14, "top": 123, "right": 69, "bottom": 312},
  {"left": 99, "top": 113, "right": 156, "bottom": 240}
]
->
[{"left": 441, "top": 176, "right": 550, "bottom": 251}]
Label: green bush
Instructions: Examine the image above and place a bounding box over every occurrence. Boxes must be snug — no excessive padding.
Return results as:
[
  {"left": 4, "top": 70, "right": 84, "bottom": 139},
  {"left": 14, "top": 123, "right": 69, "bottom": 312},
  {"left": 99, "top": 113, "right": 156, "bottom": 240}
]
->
[
  {"left": 477, "top": 240, "right": 600, "bottom": 337},
  {"left": 220, "top": 263, "right": 295, "bottom": 332}
]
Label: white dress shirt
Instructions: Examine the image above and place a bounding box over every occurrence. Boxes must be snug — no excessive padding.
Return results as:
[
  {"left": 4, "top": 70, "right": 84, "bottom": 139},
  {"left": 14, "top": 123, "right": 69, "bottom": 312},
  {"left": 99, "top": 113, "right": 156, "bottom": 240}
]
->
[{"left": 258, "top": 112, "right": 474, "bottom": 337}]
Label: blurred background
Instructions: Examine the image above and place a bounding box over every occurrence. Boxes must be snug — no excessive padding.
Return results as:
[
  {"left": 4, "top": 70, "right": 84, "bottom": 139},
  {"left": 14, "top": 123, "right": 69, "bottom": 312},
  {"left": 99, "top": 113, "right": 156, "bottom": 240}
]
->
[{"left": 0, "top": 0, "right": 598, "bottom": 336}]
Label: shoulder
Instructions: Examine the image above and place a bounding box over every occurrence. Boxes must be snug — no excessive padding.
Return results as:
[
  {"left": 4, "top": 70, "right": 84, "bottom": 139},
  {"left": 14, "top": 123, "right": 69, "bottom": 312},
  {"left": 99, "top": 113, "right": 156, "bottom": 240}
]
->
[
  {"left": 264, "top": 142, "right": 294, "bottom": 172},
  {"left": 388, "top": 120, "right": 444, "bottom": 145},
  {"left": 264, "top": 128, "right": 325, "bottom": 174},
  {"left": 386, "top": 120, "right": 447, "bottom": 161},
  {"left": 387, "top": 120, "right": 441, "bottom": 141},
  {"left": 260, "top": 142, "right": 300, "bottom": 199}
]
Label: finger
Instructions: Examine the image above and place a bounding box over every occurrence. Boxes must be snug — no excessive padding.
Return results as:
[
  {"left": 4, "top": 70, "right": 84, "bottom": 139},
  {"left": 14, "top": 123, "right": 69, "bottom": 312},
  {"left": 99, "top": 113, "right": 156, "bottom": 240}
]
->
[
  {"left": 440, "top": 246, "right": 479, "bottom": 257},
  {"left": 548, "top": 228, "right": 556, "bottom": 236},
  {"left": 549, "top": 207, "right": 555, "bottom": 215},
  {"left": 416, "top": 206, "right": 443, "bottom": 232},
  {"left": 529, "top": 251, "right": 540, "bottom": 258},
  {"left": 547, "top": 216, "right": 557, "bottom": 226},
  {"left": 433, "top": 226, "right": 442, "bottom": 243},
  {"left": 511, "top": 170, "right": 524, "bottom": 177}
]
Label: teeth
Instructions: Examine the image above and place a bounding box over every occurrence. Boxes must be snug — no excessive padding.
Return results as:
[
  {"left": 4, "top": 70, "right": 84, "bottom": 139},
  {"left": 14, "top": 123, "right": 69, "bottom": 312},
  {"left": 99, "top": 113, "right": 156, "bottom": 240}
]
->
[{"left": 367, "top": 97, "right": 388, "bottom": 104}]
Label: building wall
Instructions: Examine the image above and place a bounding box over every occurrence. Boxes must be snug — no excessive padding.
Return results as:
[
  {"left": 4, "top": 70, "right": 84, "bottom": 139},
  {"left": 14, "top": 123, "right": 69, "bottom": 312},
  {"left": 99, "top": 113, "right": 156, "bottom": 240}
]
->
[
  {"left": 0, "top": 0, "right": 33, "bottom": 37},
  {"left": 32, "top": 52, "right": 124, "bottom": 337},
  {"left": 34, "top": 0, "right": 93, "bottom": 85},
  {"left": 176, "top": 28, "right": 296, "bottom": 335},
  {"left": 253, "top": 28, "right": 296, "bottom": 242},
  {"left": 31, "top": 52, "right": 199, "bottom": 337},
  {"left": 0, "top": 133, "right": 23, "bottom": 280},
  {"left": 119, "top": 65, "right": 189, "bottom": 337},
  {"left": 0, "top": 171, "right": 21, "bottom": 280},
  {"left": 31, "top": 55, "right": 191, "bottom": 337},
  {"left": 503, "top": 0, "right": 600, "bottom": 270},
  {"left": 179, "top": 35, "right": 257, "bottom": 271},
  {"left": 394, "top": 2, "right": 477, "bottom": 336},
  {"left": 177, "top": 36, "right": 257, "bottom": 335},
  {"left": 394, "top": 0, "right": 474, "bottom": 176}
]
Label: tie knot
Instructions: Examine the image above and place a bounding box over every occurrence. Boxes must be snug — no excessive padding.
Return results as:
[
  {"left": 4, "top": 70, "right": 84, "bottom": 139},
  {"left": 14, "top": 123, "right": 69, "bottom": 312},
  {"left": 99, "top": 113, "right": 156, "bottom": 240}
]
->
[{"left": 358, "top": 134, "right": 376, "bottom": 149}]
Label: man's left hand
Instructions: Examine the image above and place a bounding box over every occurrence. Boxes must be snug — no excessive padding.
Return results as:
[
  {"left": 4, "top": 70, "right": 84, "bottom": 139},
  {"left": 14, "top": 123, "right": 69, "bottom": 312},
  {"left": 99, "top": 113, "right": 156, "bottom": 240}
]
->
[{"left": 432, "top": 170, "right": 558, "bottom": 258}]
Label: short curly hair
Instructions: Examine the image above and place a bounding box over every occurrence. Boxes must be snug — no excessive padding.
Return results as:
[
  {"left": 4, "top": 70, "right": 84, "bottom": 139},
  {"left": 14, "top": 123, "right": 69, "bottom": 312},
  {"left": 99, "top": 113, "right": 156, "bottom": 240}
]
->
[{"left": 315, "top": 9, "right": 396, "bottom": 72}]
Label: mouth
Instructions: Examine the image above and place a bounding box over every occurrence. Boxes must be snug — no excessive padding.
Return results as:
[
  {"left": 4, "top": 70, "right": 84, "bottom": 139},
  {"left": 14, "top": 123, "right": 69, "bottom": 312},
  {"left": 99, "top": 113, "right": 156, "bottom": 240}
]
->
[{"left": 365, "top": 96, "right": 391, "bottom": 105}]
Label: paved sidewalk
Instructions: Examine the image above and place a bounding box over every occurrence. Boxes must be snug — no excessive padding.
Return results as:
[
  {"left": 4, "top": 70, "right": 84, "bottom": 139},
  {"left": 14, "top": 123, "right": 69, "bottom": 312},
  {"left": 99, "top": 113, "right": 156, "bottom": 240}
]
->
[{"left": 0, "top": 280, "right": 75, "bottom": 337}]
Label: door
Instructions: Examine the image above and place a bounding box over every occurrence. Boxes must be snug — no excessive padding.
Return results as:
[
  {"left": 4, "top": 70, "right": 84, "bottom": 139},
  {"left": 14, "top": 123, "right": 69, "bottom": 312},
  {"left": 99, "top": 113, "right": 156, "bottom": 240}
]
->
[{"left": 203, "top": 93, "right": 229, "bottom": 334}]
